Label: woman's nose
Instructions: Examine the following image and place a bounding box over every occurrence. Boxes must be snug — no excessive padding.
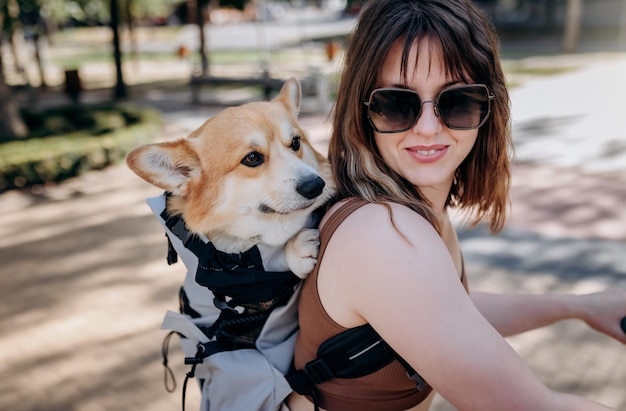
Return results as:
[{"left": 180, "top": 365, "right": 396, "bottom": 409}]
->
[{"left": 412, "top": 100, "right": 443, "bottom": 135}]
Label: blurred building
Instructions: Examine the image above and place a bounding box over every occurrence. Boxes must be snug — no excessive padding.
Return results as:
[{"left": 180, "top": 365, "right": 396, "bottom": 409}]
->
[{"left": 476, "top": 0, "right": 625, "bottom": 33}]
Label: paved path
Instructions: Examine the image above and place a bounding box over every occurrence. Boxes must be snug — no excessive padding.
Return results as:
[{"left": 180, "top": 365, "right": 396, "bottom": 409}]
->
[{"left": 1, "top": 54, "right": 626, "bottom": 411}]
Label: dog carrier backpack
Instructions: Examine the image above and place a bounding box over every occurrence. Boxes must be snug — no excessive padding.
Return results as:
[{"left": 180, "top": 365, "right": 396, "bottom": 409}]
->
[
  {"left": 159, "top": 200, "right": 301, "bottom": 407},
  {"left": 148, "top": 193, "right": 301, "bottom": 411}
]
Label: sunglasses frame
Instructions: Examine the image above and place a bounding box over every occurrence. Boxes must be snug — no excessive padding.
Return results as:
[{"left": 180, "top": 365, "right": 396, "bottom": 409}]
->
[{"left": 365, "top": 84, "right": 495, "bottom": 133}]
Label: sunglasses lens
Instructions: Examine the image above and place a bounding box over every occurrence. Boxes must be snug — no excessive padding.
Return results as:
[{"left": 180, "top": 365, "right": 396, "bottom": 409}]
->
[
  {"left": 368, "top": 89, "right": 421, "bottom": 133},
  {"left": 437, "top": 86, "right": 490, "bottom": 129},
  {"left": 367, "top": 85, "right": 492, "bottom": 133}
]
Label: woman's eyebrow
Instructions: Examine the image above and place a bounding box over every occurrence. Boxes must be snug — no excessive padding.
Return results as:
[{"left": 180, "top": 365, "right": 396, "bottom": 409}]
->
[
  {"left": 390, "top": 83, "right": 412, "bottom": 90},
  {"left": 442, "top": 80, "right": 466, "bottom": 88},
  {"left": 379, "top": 79, "right": 466, "bottom": 91}
]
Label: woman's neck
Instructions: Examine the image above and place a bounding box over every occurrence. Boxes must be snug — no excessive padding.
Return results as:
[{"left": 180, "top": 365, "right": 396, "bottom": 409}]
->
[{"left": 419, "top": 184, "right": 451, "bottom": 218}]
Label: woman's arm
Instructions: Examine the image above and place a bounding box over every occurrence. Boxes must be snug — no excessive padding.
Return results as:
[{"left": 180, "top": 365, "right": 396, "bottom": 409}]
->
[
  {"left": 470, "top": 290, "right": 626, "bottom": 341},
  {"left": 318, "top": 203, "right": 615, "bottom": 411}
]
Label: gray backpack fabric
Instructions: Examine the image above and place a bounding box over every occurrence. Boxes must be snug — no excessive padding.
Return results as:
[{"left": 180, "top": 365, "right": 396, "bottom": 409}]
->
[{"left": 147, "top": 194, "right": 299, "bottom": 411}]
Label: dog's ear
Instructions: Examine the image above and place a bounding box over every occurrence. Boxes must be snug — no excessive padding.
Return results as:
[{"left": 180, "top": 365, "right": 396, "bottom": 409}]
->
[
  {"left": 275, "top": 77, "right": 302, "bottom": 117},
  {"left": 126, "top": 139, "right": 200, "bottom": 196}
]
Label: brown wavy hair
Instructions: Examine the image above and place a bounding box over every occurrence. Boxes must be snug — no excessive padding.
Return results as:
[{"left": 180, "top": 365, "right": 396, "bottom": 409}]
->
[{"left": 329, "top": 0, "right": 512, "bottom": 233}]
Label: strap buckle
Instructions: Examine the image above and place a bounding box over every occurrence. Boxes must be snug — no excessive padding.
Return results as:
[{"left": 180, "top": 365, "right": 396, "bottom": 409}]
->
[
  {"left": 407, "top": 370, "right": 428, "bottom": 391},
  {"left": 169, "top": 218, "right": 194, "bottom": 247},
  {"left": 303, "top": 358, "right": 335, "bottom": 384},
  {"left": 184, "top": 343, "right": 206, "bottom": 365}
]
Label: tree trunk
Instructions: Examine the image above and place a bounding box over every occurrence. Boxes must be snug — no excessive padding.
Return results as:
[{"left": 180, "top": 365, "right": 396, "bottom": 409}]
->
[
  {"left": 617, "top": 0, "right": 626, "bottom": 47},
  {"left": 186, "top": 0, "right": 196, "bottom": 24},
  {"left": 8, "top": 33, "right": 27, "bottom": 85},
  {"left": 545, "top": 0, "right": 558, "bottom": 28},
  {"left": 195, "top": 0, "right": 209, "bottom": 76},
  {"left": 33, "top": 33, "right": 47, "bottom": 88},
  {"left": 110, "top": 0, "right": 127, "bottom": 99},
  {"left": 563, "top": 0, "right": 583, "bottom": 53},
  {"left": 125, "top": 0, "right": 139, "bottom": 66},
  {"left": 0, "top": 37, "right": 28, "bottom": 139}
]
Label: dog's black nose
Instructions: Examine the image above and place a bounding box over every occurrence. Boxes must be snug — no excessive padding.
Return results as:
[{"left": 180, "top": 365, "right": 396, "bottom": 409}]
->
[{"left": 296, "top": 176, "right": 325, "bottom": 199}]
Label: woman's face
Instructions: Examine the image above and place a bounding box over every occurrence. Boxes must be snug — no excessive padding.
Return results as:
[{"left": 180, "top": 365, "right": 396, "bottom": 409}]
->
[{"left": 372, "top": 39, "right": 479, "bottom": 206}]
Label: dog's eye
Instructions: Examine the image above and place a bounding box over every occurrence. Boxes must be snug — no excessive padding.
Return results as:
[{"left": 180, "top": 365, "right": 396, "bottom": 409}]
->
[
  {"left": 290, "top": 136, "right": 301, "bottom": 152},
  {"left": 241, "top": 151, "right": 264, "bottom": 167}
]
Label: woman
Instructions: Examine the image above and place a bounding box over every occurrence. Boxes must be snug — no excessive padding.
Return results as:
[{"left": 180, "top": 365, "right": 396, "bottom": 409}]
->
[{"left": 286, "top": 0, "right": 626, "bottom": 410}]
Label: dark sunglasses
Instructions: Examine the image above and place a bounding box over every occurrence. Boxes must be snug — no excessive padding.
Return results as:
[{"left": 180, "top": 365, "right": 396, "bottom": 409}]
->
[{"left": 365, "top": 84, "right": 495, "bottom": 133}]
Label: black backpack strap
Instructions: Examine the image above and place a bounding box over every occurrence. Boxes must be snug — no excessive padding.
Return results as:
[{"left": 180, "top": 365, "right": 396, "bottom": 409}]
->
[
  {"left": 286, "top": 324, "right": 430, "bottom": 402},
  {"left": 160, "top": 201, "right": 205, "bottom": 255}
]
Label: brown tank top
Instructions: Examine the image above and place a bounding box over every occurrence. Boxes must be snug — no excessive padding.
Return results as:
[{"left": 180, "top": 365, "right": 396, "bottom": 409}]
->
[{"left": 294, "top": 198, "right": 468, "bottom": 411}]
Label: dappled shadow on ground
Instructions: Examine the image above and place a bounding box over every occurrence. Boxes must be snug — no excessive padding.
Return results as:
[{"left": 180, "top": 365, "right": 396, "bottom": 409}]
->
[
  {"left": 514, "top": 115, "right": 582, "bottom": 141},
  {"left": 513, "top": 114, "right": 626, "bottom": 171},
  {"left": 459, "top": 224, "right": 626, "bottom": 289},
  {"left": 458, "top": 163, "right": 626, "bottom": 290},
  {"left": 0, "top": 165, "right": 200, "bottom": 410},
  {"left": 507, "top": 163, "right": 626, "bottom": 242},
  {"left": 455, "top": 161, "right": 626, "bottom": 291}
]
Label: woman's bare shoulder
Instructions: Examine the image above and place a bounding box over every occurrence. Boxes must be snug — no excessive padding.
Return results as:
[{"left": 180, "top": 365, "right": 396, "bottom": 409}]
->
[
  {"left": 322, "top": 199, "right": 436, "bottom": 236},
  {"left": 317, "top": 200, "right": 454, "bottom": 324},
  {"left": 320, "top": 200, "right": 442, "bottom": 263}
]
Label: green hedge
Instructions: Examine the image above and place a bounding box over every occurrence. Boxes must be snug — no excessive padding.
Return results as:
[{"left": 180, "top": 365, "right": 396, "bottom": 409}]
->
[{"left": 0, "top": 104, "right": 162, "bottom": 192}]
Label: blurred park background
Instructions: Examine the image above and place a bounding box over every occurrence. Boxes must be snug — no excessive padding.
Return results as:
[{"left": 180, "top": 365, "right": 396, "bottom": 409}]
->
[
  {"left": 0, "top": 0, "right": 626, "bottom": 410},
  {"left": 1, "top": 0, "right": 626, "bottom": 190}
]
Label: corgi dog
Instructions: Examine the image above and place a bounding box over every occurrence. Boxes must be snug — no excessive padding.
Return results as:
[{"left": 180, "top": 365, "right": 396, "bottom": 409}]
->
[
  {"left": 127, "top": 78, "right": 336, "bottom": 278},
  {"left": 125, "top": 78, "right": 336, "bottom": 411}
]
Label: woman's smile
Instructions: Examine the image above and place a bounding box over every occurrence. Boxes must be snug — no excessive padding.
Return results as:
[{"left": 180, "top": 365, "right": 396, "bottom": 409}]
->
[{"left": 406, "top": 144, "right": 449, "bottom": 163}]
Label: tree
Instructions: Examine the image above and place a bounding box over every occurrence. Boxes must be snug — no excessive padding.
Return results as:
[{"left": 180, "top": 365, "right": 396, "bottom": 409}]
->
[
  {"left": 187, "top": 0, "right": 209, "bottom": 76},
  {"left": 562, "top": 0, "right": 583, "bottom": 52},
  {"left": 0, "top": 1, "right": 28, "bottom": 139},
  {"left": 18, "top": 0, "right": 48, "bottom": 88},
  {"left": 110, "top": 0, "right": 127, "bottom": 99},
  {"left": 620, "top": 0, "right": 626, "bottom": 45},
  {"left": 0, "top": 45, "right": 29, "bottom": 139}
]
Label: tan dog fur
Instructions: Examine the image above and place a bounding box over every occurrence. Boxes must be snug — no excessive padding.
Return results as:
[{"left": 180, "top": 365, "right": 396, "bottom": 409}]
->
[{"left": 127, "top": 78, "right": 335, "bottom": 278}]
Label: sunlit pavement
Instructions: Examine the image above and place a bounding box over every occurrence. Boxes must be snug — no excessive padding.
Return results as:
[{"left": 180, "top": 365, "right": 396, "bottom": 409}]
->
[{"left": 1, "top": 53, "right": 625, "bottom": 410}]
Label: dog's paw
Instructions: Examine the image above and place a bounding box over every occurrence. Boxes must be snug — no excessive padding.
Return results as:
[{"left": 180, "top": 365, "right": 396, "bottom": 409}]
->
[{"left": 285, "top": 228, "right": 320, "bottom": 279}]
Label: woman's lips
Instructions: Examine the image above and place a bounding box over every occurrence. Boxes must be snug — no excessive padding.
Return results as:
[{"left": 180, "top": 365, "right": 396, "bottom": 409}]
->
[{"left": 407, "top": 145, "right": 448, "bottom": 163}]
